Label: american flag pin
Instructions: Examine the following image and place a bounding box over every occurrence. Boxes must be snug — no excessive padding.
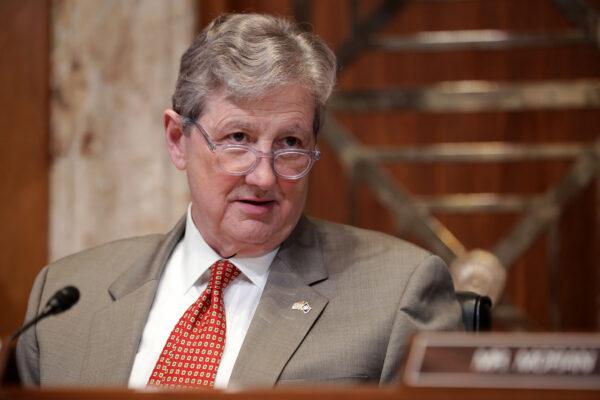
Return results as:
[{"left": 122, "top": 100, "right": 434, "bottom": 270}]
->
[{"left": 292, "top": 301, "right": 312, "bottom": 314}]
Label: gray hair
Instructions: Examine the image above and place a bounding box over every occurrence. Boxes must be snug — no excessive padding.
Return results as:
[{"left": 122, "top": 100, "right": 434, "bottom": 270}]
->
[{"left": 172, "top": 13, "right": 337, "bottom": 134}]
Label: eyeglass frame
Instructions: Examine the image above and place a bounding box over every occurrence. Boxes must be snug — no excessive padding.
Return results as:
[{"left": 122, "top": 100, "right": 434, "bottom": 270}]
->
[{"left": 180, "top": 115, "right": 321, "bottom": 180}]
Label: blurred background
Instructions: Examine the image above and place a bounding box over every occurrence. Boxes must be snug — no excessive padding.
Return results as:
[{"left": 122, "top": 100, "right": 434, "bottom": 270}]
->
[{"left": 1, "top": 0, "right": 598, "bottom": 335}]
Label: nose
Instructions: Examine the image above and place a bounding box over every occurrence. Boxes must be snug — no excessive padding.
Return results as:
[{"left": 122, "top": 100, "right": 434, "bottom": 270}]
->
[{"left": 244, "top": 155, "right": 277, "bottom": 189}]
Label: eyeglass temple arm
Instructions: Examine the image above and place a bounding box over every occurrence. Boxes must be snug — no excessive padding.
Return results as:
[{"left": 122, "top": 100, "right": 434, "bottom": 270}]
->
[{"left": 181, "top": 115, "right": 216, "bottom": 151}]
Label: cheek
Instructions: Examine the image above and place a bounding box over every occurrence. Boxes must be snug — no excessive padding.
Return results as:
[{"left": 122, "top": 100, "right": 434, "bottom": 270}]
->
[
  {"left": 203, "top": 177, "right": 241, "bottom": 206},
  {"left": 187, "top": 160, "right": 239, "bottom": 206},
  {"left": 280, "top": 179, "right": 309, "bottom": 208}
]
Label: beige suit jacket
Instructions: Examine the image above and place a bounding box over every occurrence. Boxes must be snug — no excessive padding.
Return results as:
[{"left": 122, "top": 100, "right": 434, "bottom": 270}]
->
[{"left": 16, "top": 215, "right": 462, "bottom": 387}]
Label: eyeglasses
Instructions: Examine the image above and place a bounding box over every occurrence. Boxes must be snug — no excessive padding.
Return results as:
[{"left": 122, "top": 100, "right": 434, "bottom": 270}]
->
[{"left": 181, "top": 116, "right": 320, "bottom": 180}]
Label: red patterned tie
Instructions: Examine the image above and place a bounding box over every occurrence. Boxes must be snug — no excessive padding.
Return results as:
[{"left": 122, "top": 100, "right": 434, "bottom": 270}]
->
[{"left": 148, "top": 260, "right": 240, "bottom": 388}]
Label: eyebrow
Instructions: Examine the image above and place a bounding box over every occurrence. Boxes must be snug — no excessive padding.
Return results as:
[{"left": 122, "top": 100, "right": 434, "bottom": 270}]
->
[
  {"left": 217, "top": 121, "right": 311, "bottom": 137},
  {"left": 280, "top": 124, "right": 312, "bottom": 137},
  {"left": 216, "top": 121, "right": 256, "bottom": 132}
]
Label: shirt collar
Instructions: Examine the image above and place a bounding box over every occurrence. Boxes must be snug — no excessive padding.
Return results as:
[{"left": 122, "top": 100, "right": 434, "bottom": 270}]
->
[{"left": 180, "top": 204, "right": 276, "bottom": 294}]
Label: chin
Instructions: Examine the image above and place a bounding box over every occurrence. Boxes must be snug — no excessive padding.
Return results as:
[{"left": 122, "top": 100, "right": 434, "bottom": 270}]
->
[{"left": 228, "top": 222, "right": 285, "bottom": 252}]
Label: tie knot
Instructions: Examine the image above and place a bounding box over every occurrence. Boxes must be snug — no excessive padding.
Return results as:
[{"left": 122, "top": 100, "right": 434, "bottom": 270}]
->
[{"left": 209, "top": 260, "right": 240, "bottom": 292}]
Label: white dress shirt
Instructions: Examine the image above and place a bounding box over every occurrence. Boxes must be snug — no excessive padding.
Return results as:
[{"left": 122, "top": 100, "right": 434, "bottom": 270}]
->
[{"left": 128, "top": 205, "right": 276, "bottom": 389}]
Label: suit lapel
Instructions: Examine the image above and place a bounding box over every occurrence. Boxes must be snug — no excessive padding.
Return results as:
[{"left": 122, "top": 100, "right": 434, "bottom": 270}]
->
[
  {"left": 229, "top": 217, "right": 329, "bottom": 387},
  {"left": 80, "top": 217, "right": 186, "bottom": 385},
  {"left": 80, "top": 280, "right": 158, "bottom": 385}
]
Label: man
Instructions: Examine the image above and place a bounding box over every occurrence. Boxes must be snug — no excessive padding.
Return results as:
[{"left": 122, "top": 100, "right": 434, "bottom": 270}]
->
[{"left": 17, "top": 13, "right": 462, "bottom": 389}]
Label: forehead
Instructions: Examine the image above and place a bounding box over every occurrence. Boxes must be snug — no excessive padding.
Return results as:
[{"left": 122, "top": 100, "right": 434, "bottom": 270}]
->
[{"left": 200, "top": 84, "right": 315, "bottom": 134}]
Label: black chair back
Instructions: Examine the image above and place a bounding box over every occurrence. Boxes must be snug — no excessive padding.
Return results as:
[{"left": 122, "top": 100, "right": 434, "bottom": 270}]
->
[{"left": 456, "top": 291, "right": 492, "bottom": 332}]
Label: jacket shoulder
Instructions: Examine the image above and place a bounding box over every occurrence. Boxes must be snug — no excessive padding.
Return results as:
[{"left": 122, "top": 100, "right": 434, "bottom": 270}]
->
[
  {"left": 44, "top": 234, "right": 166, "bottom": 289},
  {"left": 306, "top": 217, "right": 432, "bottom": 269}
]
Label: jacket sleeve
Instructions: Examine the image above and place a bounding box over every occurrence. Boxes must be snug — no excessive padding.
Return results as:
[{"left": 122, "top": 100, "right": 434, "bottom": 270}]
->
[
  {"left": 379, "top": 255, "right": 464, "bottom": 384},
  {"left": 15, "top": 265, "right": 50, "bottom": 386}
]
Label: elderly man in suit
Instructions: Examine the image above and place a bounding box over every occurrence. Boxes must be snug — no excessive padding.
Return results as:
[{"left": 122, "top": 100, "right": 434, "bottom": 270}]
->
[{"left": 17, "top": 13, "right": 462, "bottom": 389}]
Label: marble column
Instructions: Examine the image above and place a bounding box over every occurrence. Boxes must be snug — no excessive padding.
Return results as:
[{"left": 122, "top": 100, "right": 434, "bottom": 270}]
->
[{"left": 50, "top": 0, "right": 195, "bottom": 261}]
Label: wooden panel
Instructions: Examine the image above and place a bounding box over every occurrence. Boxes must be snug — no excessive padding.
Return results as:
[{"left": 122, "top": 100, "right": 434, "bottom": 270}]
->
[
  {"left": 0, "top": 0, "right": 49, "bottom": 334},
  {"left": 308, "top": 0, "right": 599, "bottom": 331},
  {"left": 1, "top": 385, "right": 599, "bottom": 400},
  {"left": 199, "top": 0, "right": 295, "bottom": 26}
]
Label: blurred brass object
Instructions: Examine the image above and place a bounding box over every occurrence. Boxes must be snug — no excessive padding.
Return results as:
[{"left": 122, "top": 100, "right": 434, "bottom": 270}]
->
[
  {"left": 331, "top": 79, "right": 600, "bottom": 112},
  {"left": 450, "top": 250, "right": 506, "bottom": 306},
  {"left": 354, "top": 142, "right": 590, "bottom": 163},
  {"left": 370, "top": 29, "right": 585, "bottom": 51}
]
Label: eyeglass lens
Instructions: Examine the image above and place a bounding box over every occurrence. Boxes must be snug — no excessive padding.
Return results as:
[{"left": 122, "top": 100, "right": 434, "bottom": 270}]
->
[{"left": 217, "top": 147, "right": 311, "bottom": 178}]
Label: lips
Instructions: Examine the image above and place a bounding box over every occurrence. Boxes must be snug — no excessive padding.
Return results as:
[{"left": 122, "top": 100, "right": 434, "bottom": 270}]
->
[
  {"left": 238, "top": 199, "right": 276, "bottom": 206},
  {"left": 235, "top": 198, "right": 277, "bottom": 215}
]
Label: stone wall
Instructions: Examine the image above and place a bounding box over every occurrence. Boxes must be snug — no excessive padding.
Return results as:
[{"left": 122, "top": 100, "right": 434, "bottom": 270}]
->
[{"left": 50, "top": 0, "right": 194, "bottom": 260}]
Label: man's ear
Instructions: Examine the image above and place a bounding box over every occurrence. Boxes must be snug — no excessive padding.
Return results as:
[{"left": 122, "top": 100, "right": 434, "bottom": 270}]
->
[{"left": 164, "top": 109, "right": 187, "bottom": 170}]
